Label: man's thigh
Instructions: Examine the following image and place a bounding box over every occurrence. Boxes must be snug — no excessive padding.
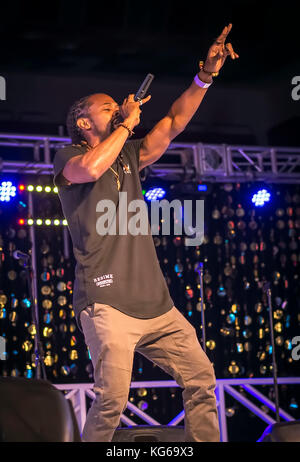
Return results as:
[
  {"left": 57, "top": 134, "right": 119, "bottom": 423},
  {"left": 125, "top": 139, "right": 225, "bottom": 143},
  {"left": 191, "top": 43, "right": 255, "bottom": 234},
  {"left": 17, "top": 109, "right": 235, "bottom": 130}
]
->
[
  {"left": 136, "top": 306, "right": 214, "bottom": 385},
  {"left": 80, "top": 303, "right": 138, "bottom": 375}
]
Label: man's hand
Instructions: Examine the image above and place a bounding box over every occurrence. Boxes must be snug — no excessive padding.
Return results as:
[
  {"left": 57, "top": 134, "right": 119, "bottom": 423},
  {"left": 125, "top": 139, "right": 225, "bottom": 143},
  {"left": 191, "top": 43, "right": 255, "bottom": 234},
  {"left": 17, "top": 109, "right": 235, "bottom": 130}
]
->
[
  {"left": 119, "top": 93, "right": 151, "bottom": 128},
  {"left": 139, "top": 25, "right": 239, "bottom": 170},
  {"left": 203, "top": 23, "right": 239, "bottom": 74}
]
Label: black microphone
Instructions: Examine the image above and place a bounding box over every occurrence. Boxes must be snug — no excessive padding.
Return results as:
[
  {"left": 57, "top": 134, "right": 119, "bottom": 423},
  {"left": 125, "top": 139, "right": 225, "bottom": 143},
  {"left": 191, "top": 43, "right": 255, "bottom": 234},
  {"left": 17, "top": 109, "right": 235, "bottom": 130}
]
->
[
  {"left": 13, "top": 250, "right": 30, "bottom": 261},
  {"left": 134, "top": 73, "right": 154, "bottom": 102},
  {"left": 262, "top": 281, "right": 271, "bottom": 293}
]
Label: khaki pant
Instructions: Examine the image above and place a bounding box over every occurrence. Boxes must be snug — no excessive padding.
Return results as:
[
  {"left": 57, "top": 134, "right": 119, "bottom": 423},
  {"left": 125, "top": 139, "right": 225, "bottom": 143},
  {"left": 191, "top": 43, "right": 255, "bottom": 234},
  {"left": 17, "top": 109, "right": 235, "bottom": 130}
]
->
[{"left": 80, "top": 303, "right": 220, "bottom": 442}]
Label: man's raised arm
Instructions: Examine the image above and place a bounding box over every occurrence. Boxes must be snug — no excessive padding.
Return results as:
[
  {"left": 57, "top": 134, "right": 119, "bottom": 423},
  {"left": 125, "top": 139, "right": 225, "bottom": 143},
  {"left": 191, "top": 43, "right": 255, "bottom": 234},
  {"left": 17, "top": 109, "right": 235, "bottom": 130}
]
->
[{"left": 139, "top": 23, "right": 239, "bottom": 171}]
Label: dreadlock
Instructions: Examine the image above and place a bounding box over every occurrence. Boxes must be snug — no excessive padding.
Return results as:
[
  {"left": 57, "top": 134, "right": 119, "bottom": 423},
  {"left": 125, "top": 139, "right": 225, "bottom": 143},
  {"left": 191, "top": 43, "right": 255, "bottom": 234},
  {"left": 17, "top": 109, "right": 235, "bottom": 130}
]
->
[{"left": 66, "top": 95, "right": 93, "bottom": 144}]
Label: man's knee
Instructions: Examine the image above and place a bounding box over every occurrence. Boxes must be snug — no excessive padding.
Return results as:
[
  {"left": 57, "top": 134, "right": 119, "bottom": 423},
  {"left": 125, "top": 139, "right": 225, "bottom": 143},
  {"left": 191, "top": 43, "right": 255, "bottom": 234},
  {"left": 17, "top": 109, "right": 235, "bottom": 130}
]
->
[
  {"left": 206, "top": 362, "right": 217, "bottom": 389},
  {"left": 93, "top": 386, "right": 129, "bottom": 413},
  {"left": 185, "top": 359, "right": 217, "bottom": 392}
]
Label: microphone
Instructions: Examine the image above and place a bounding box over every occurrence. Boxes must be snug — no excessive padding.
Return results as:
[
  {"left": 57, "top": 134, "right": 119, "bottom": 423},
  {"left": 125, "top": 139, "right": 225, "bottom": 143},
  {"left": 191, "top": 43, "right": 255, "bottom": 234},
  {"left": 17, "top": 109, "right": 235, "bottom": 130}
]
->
[
  {"left": 134, "top": 73, "right": 154, "bottom": 102},
  {"left": 262, "top": 281, "right": 271, "bottom": 293},
  {"left": 13, "top": 250, "right": 30, "bottom": 261}
]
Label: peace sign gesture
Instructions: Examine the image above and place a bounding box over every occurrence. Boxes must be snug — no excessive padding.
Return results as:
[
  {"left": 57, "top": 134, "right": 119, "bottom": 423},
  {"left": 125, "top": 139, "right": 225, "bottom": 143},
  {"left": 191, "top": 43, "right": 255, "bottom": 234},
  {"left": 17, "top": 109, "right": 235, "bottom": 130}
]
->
[{"left": 202, "top": 23, "right": 239, "bottom": 74}]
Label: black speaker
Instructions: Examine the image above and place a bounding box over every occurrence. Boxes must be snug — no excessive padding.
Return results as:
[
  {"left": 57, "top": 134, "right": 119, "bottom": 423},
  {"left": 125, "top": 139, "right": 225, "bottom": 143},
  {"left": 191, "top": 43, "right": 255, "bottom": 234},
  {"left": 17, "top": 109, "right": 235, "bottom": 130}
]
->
[
  {"left": 112, "top": 425, "right": 185, "bottom": 442},
  {"left": 258, "top": 421, "right": 300, "bottom": 442},
  {"left": 0, "top": 377, "right": 81, "bottom": 442}
]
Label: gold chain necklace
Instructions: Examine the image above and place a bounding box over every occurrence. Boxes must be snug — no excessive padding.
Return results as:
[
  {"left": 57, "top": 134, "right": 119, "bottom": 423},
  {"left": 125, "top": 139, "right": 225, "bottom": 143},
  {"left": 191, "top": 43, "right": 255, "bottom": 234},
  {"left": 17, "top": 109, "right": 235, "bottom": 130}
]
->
[
  {"left": 80, "top": 140, "right": 129, "bottom": 191},
  {"left": 109, "top": 165, "right": 121, "bottom": 191}
]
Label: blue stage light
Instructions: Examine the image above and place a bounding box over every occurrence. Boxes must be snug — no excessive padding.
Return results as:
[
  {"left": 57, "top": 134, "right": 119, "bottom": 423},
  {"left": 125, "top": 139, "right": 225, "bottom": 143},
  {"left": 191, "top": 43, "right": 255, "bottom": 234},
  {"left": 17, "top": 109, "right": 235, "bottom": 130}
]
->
[
  {"left": 197, "top": 184, "right": 208, "bottom": 191},
  {"left": 145, "top": 187, "right": 166, "bottom": 201},
  {"left": 22, "top": 298, "right": 31, "bottom": 308},
  {"left": 252, "top": 189, "right": 271, "bottom": 207},
  {"left": 25, "top": 369, "right": 33, "bottom": 379},
  {"left": 0, "top": 181, "right": 17, "bottom": 202}
]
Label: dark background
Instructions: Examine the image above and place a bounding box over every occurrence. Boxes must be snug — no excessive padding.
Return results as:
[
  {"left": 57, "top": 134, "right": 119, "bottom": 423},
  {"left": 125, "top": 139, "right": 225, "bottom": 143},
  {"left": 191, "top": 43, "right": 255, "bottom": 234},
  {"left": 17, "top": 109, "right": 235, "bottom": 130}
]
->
[{"left": 0, "top": 0, "right": 299, "bottom": 146}]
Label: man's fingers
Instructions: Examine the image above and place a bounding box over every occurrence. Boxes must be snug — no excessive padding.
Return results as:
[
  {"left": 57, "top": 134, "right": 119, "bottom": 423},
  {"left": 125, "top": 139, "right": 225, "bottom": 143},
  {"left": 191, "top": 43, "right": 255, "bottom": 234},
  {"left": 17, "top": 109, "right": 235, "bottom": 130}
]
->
[
  {"left": 127, "top": 94, "right": 135, "bottom": 100},
  {"left": 141, "top": 95, "right": 151, "bottom": 105},
  {"left": 215, "top": 23, "right": 232, "bottom": 44},
  {"left": 123, "top": 93, "right": 151, "bottom": 106},
  {"left": 127, "top": 93, "right": 151, "bottom": 104},
  {"left": 225, "top": 43, "right": 237, "bottom": 59}
]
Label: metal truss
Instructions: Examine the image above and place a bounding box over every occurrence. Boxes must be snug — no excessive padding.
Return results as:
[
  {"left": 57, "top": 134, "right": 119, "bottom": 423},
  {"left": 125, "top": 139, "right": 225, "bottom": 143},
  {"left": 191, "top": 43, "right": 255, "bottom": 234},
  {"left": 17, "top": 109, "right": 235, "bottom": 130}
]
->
[
  {"left": 54, "top": 377, "right": 300, "bottom": 442},
  {"left": 1, "top": 133, "right": 300, "bottom": 183}
]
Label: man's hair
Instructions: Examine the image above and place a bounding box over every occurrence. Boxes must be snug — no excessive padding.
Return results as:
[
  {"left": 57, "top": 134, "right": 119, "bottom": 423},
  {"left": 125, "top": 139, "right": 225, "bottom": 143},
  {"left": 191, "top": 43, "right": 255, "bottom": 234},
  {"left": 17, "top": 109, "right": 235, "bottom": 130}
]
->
[{"left": 66, "top": 96, "right": 93, "bottom": 144}]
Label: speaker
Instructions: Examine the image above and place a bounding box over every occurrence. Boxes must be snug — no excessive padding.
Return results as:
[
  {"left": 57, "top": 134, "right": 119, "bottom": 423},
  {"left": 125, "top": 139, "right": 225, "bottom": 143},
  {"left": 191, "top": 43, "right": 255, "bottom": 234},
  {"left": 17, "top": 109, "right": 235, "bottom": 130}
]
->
[
  {"left": 112, "top": 425, "right": 185, "bottom": 442},
  {"left": 258, "top": 421, "right": 300, "bottom": 442},
  {"left": 0, "top": 377, "right": 81, "bottom": 442}
]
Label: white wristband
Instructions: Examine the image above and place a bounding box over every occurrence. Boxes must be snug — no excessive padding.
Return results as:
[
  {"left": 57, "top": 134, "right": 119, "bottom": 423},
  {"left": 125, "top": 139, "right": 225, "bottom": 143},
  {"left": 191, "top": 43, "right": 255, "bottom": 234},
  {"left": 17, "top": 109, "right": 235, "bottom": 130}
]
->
[{"left": 194, "top": 74, "right": 212, "bottom": 89}]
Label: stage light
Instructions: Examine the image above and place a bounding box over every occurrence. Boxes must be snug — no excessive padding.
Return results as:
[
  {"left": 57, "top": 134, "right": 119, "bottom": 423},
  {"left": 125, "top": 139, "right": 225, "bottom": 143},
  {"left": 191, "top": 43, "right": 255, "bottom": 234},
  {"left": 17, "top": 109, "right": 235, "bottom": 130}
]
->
[
  {"left": 19, "top": 184, "right": 59, "bottom": 193},
  {"left": 252, "top": 189, "right": 271, "bottom": 207},
  {"left": 170, "top": 182, "right": 211, "bottom": 196},
  {"left": 22, "top": 298, "right": 31, "bottom": 308},
  {"left": 289, "top": 399, "right": 298, "bottom": 409},
  {"left": 25, "top": 369, "right": 33, "bottom": 379},
  {"left": 20, "top": 218, "right": 68, "bottom": 226},
  {"left": 145, "top": 187, "right": 166, "bottom": 201},
  {"left": 0, "top": 308, "right": 7, "bottom": 319},
  {"left": 0, "top": 181, "right": 17, "bottom": 202}
]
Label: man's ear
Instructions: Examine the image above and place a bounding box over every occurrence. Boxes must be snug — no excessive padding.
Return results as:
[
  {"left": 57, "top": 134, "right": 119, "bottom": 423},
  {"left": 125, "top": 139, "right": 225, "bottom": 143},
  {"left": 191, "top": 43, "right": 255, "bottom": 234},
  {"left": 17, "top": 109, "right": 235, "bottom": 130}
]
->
[{"left": 77, "top": 117, "right": 91, "bottom": 131}]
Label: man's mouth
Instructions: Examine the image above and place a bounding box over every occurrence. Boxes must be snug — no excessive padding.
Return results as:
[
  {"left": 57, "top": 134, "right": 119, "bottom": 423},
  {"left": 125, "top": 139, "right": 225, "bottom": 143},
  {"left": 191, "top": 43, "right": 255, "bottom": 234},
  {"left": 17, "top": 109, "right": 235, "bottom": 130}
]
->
[{"left": 111, "top": 115, "right": 123, "bottom": 130}]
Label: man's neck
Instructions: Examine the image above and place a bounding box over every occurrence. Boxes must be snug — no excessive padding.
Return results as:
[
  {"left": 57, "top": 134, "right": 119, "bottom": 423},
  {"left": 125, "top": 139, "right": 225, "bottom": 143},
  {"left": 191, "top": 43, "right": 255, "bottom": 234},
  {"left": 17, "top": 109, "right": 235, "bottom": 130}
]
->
[{"left": 86, "top": 136, "right": 101, "bottom": 148}]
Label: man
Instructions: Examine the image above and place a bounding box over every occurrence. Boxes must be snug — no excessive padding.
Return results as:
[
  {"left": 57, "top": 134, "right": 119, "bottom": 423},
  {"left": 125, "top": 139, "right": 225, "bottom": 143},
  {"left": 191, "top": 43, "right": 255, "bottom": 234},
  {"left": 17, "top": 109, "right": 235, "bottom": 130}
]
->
[{"left": 53, "top": 24, "right": 238, "bottom": 442}]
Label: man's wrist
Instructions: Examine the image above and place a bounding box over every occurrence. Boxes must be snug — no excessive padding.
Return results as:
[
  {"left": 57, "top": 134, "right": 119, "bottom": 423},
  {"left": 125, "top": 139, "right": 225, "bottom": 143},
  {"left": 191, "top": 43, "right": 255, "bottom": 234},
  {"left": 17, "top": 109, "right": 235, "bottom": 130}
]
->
[
  {"left": 123, "top": 116, "right": 136, "bottom": 131},
  {"left": 198, "top": 70, "right": 213, "bottom": 84}
]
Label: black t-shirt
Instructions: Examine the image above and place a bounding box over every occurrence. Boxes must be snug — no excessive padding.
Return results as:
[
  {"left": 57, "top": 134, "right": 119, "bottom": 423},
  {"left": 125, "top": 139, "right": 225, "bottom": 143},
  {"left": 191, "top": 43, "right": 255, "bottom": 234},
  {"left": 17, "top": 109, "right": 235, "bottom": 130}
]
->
[{"left": 53, "top": 138, "right": 174, "bottom": 330}]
